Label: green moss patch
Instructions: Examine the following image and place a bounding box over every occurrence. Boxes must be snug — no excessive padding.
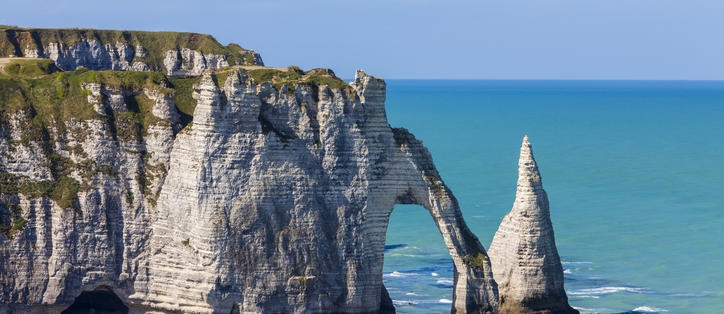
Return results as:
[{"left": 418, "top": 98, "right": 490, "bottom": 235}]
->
[
  {"left": 167, "top": 76, "right": 201, "bottom": 127},
  {"left": 461, "top": 252, "right": 489, "bottom": 269},
  {"left": 1, "top": 171, "right": 81, "bottom": 212},
  {"left": 0, "top": 203, "right": 27, "bottom": 238}
]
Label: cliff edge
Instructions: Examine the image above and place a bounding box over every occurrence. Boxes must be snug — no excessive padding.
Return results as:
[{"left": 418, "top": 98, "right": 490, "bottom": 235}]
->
[
  {"left": 0, "top": 44, "right": 498, "bottom": 312},
  {"left": 0, "top": 26, "right": 264, "bottom": 76}
]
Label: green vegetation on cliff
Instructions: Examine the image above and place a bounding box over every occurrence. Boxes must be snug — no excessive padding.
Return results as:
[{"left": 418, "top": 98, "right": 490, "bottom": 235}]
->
[
  {"left": 0, "top": 59, "right": 174, "bottom": 224},
  {"left": 168, "top": 65, "right": 355, "bottom": 127},
  {"left": 167, "top": 76, "right": 201, "bottom": 126},
  {"left": 0, "top": 60, "right": 169, "bottom": 127},
  {"left": 2, "top": 59, "right": 60, "bottom": 76},
  {"left": 0, "top": 60, "right": 360, "bottom": 225},
  {"left": 246, "top": 66, "right": 351, "bottom": 92},
  {"left": 0, "top": 26, "right": 260, "bottom": 70},
  {"left": 0, "top": 170, "right": 80, "bottom": 238},
  {"left": 0, "top": 203, "right": 26, "bottom": 239}
]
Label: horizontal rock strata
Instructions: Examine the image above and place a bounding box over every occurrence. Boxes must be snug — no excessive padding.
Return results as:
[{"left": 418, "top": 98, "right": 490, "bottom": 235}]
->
[
  {"left": 487, "top": 136, "right": 578, "bottom": 314},
  {"left": 0, "top": 63, "right": 498, "bottom": 313}
]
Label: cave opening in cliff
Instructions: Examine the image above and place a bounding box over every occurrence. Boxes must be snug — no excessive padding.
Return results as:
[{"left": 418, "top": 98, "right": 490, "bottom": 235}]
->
[
  {"left": 62, "top": 286, "right": 129, "bottom": 314},
  {"left": 383, "top": 204, "right": 454, "bottom": 308}
]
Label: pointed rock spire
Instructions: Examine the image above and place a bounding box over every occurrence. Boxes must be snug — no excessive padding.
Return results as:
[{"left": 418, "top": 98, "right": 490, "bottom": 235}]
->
[{"left": 488, "top": 136, "right": 578, "bottom": 313}]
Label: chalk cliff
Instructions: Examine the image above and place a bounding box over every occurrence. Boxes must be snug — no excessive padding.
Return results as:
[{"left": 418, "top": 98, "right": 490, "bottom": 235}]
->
[
  {"left": 0, "top": 26, "right": 263, "bottom": 76},
  {"left": 0, "top": 49, "right": 498, "bottom": 312},
  {"left": 487, "top": 136, "right": 577, "bottom": 314}
]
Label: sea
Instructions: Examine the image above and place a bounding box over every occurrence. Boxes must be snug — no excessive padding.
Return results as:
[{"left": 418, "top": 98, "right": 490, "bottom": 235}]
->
[{"left": 379, "top": 80, "right": 724, "bottom": 313}]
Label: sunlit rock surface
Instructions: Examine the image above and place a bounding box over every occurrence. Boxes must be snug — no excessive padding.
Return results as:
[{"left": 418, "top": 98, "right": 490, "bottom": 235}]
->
[
  {"left": 0, "top": 67, "right": 498, "bottom": 313},
  {"left": 488, "top": 136, "right": 577, "bottom": 314}
]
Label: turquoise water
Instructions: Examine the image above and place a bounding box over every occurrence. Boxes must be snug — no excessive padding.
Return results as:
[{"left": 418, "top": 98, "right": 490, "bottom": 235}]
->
[{"left": 381, "top": 80, "right": 724, "bottom": 313}]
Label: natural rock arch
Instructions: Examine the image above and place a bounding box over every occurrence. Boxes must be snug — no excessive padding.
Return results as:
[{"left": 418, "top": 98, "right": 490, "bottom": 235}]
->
[
  {"left": 0, "top": 68, "right": 501, "bottom": 313},
  {"left": 382, "top": 128, "right": 499, "bottom": 313},
  {"left": 134, "top": 70, "right": 500, "bottom": 313}
]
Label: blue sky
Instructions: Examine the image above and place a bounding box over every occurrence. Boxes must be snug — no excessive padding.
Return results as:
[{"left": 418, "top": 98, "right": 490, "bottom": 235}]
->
[{"left": 4, "top": 0, "right": 724, "bottom": 80}]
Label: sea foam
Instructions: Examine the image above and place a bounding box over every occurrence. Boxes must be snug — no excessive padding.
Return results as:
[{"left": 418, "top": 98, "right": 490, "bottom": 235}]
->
[
  {"left": 633, "top": 306, "right": 668, "bottom": 312},
  {"left": 568, "top": 286, "right": 647, "bottom": 295},
  {"left": 384, "top": 271, "right": 422, "bottom": 278}
]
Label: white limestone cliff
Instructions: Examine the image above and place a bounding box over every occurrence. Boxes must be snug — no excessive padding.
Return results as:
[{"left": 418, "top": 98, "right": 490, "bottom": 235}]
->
[
  {"left": 0, "top": 69, "right": 498, "bottom": 313},
  {"left": 22, "top": 40, "right": 262, "bottom": 76},
  {"left": 487, "top": 136, "right": 577, "bottom": 314},
  {"left": 0, "top": 27, "right": 264, "bottom": 76}
]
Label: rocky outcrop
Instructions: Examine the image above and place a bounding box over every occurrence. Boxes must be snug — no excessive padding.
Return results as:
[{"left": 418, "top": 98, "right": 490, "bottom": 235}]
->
[
  {"left": 40, "top": 40, "right": 143, "bottom": 71},
  {"left": 0, "top": 27, "right": 264, "bottom": 76},
  {"left": 487, "top": 136, "right": 577, "bottom": 314},
  {"left": 163, "top": 47, "right": 230, "bottom": 77},
  {"left": 0, "top": 64, "right": 498, "bottom": 313}
]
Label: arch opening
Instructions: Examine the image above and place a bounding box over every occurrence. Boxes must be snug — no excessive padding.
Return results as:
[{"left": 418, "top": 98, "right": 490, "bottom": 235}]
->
[
  {"left": 382, "top": 204, "right": 454, "bottom": 312},
  {"left": 62, "top": 286, "right": 129, "bottom": 314}
]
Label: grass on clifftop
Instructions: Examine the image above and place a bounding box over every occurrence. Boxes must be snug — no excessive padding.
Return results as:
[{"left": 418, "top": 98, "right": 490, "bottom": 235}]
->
[
  {"left": 0, "top": 60, "right": 170, "bottom": 128},
  {"left": 2, "top": 59, "right": 60, "bottom": 76},
  {"left": 0, "top": 61, "right": 174, "bottom": 220},
  {"left": 245, "top": 66, "right": 352, "bottom": 93},
  {"left": 0, "top": 60, "right": 367, "bottom": 230},
  {"left": 0, "top": 27, "right": 260, "bottom": 70},
  {"left": 167, "top": 65, "right": 356, "bottom": 127}
]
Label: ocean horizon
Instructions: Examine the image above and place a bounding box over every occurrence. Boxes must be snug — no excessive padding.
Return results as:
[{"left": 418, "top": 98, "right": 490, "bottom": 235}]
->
[{"left": 380, "top": 79, "right": 724, "bottom": 313}]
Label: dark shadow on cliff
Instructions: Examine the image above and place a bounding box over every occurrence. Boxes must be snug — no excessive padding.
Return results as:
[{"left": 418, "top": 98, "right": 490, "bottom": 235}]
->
[{"left": 62, "top": 286, "right": 129, "bottom": 314}]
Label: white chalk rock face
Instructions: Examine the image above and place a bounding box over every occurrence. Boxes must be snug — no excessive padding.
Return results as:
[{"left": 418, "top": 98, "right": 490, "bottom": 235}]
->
[
  {"left": 163, "top": 48, "right": 230, "bottom": 77},
  {"left": 488, "top": 136, "right": 578, "bottom": 314},
  {"left": 0, "top": 70, "right": 497, "bottom": 313},
  {"left": 41, "top": 40, "right": 143, "bottom": 71}
]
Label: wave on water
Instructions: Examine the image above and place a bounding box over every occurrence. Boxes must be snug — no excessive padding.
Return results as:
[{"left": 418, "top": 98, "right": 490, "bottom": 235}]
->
[
  {"left": 568, "top": 286, "right": 648, "bottom": 296},
  {"left": 436, "top": 279, "right": 454, "bottom": 285},
  {"left": 564, "top": 269, "right": 573, "bottom": 274},
  {"left": 632, "top": 306, "right": 668, "bottom": 312},
  {"left": 384, "top": 271, "right": 423, "bottom": 278},
  {"left": 431, "top": 272, "right": 439, "bottom": 276},
  {"left": 385, "top": 253, "right": 427, "bottom": 258},
  {"left": 391, "top": 298, "right": 456, "bottom": 308},
  {"left": 561, "top": 261, "right": 594, "bottom": 265},
  {"left": 573, "top": 295, "right": 600, "bottom": 299},
  {"left": 668, "top": 291, "right": 712, "bottom": 298}
]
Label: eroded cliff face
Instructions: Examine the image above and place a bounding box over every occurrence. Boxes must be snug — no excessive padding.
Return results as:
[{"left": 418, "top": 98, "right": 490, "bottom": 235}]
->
[
  {"left": 0, "top": 27, "right": 264, "bottom": 76},
  {"left": 487, "top": 137, "right": 577, "bottom": 314},
  {"left": 0, "top": 63, "right": 498, "bottom": 313}
]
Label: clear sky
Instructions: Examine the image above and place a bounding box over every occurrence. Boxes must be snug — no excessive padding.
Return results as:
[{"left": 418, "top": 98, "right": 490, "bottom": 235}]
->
[{"left": 4, "top": 0, "right": 724, "bottom": 80}]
